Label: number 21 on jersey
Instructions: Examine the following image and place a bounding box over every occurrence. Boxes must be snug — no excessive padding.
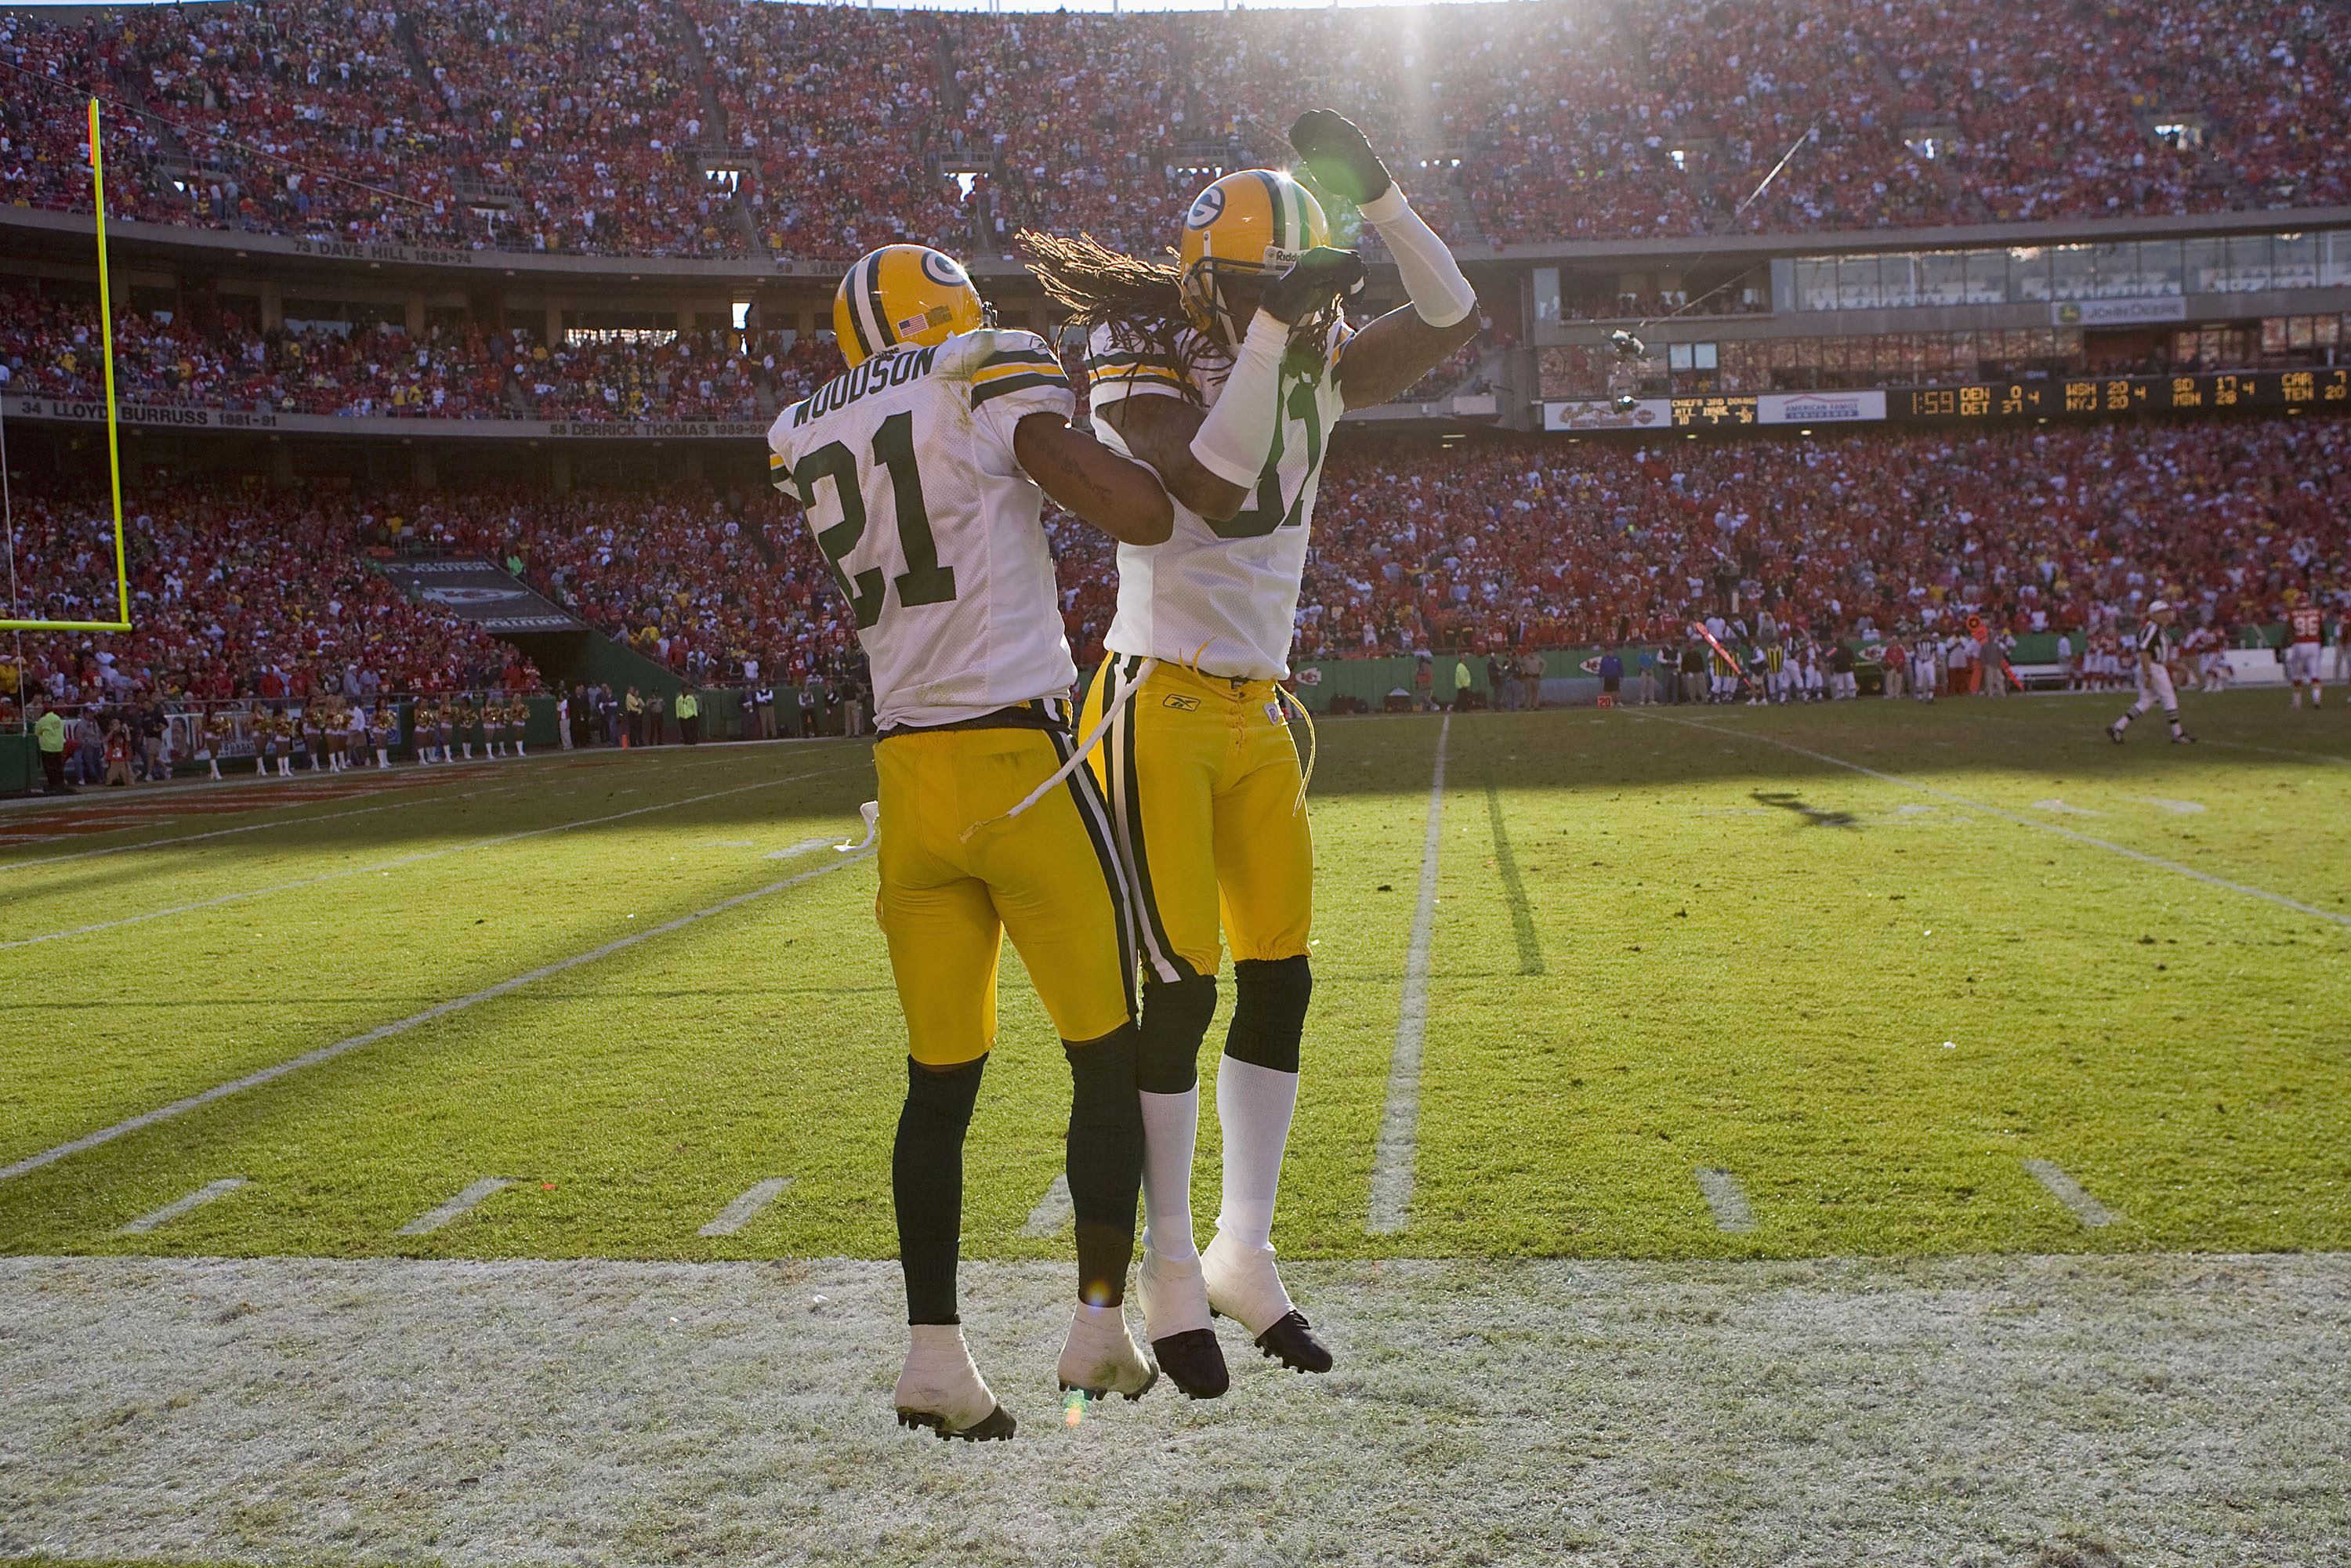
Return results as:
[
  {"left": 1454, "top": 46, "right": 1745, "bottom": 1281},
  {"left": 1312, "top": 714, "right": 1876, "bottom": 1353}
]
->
[{"left": 789, "top": 410, "right": 958, "bottom": 629}]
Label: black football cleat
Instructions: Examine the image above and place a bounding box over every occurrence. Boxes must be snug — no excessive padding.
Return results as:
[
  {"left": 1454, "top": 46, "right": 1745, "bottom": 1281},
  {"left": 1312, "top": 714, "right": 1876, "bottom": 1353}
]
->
[
  {"left": 1251, "top": 1310, "right": 1334, "bottom": 1374},
  {"left": 1150, "top": 1328, "right": 1230, "bottom": 1400},
  {"left": 896, "top": 1403, "right": 1016, "bottom": 1443}
]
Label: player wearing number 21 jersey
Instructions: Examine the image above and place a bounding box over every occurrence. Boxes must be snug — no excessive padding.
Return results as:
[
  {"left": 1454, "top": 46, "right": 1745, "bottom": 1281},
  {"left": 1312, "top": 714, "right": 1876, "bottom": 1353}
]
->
[
  {"left": 1023, "top": 110, "right": 1482, "bottom": 1400},
  {"left": 768, "top": 243, "right": 1174, "bottom": 1443}
]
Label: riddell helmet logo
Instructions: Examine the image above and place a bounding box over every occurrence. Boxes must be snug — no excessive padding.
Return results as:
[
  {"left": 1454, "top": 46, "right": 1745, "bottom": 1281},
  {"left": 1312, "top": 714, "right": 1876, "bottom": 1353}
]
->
[
  {"left": 919, "top": 250, "right": 968, "bottom": 287},
  {"left": 1260, "top": 244, "right": 1302, "bottom": 270},
  {"left": 1186, "top": 186, "right": 1226, "bottom": 228}
]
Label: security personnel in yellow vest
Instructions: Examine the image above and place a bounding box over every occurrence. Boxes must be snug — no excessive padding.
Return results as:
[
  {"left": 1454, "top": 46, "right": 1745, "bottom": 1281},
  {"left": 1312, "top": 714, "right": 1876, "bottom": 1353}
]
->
[{"left": 676, "top": 688, "right": 701, "bottom": 745}]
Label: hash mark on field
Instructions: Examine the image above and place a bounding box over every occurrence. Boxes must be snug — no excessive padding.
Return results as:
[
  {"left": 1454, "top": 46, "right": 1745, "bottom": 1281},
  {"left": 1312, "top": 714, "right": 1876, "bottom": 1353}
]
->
[
  {"left": 2024, "top": 1160, "right": 2119, "bottom": 1228},
  {"left": 1370, "top": 714, "right": 1450, "bottom": 1235},
  {"left": 1021, "top": 1174, "right": 1072, "bottom": 1237},
  {"left": 764, "top": 836, "right": 835, "bottom": 860},
  {"left": 1694, "top": 1168, "right": 1755, "bottom": 1233},
  {"left": 0, "top": 849, "right": 875, "bottom": 1183},
  {"left": 119, "top": 1178, "right": 246, "bottom": 1236},
  {"left": 397, "top": 1179, "right": 515, "bottom": 1236},
  {"left": 699, "top": 1178, "right": 792, "bottom": 1237}
]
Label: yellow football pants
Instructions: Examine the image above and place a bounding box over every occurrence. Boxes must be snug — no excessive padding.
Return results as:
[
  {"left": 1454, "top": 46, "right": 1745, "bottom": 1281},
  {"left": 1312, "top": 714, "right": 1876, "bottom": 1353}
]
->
[
  {"left": 1079, "top": 655, "right": 1313, "bottom": 982},
  {"left": 875, "top": 726, "right": 1136, "bottom": 1066}
]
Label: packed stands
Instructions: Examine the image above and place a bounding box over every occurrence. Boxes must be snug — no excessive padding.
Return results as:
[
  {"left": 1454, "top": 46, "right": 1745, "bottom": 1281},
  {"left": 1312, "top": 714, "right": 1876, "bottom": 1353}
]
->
[
  {"left": 11, "top": 413, "right": 2343, "bottom": 713},
  {"left": 7, "top": 0, "right": 2349, "bottom": 258},
  {"left": 8, "top": 489, "right": 534, "bottom": 708},
  {"left": 0, "top": 280, "right": 846, "bottom": 421}
]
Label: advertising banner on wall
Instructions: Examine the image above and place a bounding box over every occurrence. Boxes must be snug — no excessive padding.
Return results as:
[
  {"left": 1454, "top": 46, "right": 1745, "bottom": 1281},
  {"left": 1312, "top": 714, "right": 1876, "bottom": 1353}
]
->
[
  {"left": 1541, "top": 398, "right": 1674, "bottom": 432},
  {"left": 1755, "top": 390, "right": 1888, "bottom": 425}
]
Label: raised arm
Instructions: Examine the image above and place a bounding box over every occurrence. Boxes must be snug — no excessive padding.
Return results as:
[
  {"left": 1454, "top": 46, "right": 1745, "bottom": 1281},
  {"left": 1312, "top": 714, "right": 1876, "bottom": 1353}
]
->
[
  {"left": 1014, "top": 411, "right": 1174, "bottom": 545},
  {"left": 1290, "top": 110, "right": 1483, "bottom": 411},
  {"left": 1097, "top": 396, "right": 1248, "bottom": 523}
]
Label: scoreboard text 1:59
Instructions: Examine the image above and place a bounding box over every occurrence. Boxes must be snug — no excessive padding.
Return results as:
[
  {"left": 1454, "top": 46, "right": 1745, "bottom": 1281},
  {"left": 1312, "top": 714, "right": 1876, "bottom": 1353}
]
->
[{"left": 1897, "top": 368, "right": 2351, "bottom": 421}]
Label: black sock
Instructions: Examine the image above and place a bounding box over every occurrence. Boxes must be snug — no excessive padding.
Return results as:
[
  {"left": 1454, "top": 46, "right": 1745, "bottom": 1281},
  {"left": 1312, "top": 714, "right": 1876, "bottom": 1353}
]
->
[
  {"left": 1136, "top": 972, "right": 1217, "bottom": 1094},
  {"left": 1226, "top": 955, "right": 1313, "bottom": 1074},
  {"left": 1064, "top": 1024, "right": 1144, "bottom": 1307},
  {"left": 893, "top": 1054, "right": 985, "bottom": 1325}
]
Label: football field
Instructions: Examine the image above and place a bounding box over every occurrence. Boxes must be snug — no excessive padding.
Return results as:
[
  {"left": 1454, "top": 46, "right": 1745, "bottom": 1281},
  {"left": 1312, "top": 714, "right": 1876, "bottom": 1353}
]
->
[{"left": 4, "top": 693, "right": 2347, "bottom": 1566}]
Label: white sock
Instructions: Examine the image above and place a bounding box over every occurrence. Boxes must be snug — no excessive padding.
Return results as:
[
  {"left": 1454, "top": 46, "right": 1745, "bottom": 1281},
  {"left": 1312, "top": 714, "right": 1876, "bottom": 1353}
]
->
[
  {"left": 1139, "top": 1087, "right": 1200, "bottom": 1261},
  {"left": 1215, "top": 1056, "right": 1299, "bottom": 1250}
]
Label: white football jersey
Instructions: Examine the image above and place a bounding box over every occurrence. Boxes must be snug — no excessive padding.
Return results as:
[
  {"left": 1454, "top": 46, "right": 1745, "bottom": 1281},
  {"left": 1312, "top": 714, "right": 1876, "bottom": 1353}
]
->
[
  {"left": 1087, "top": 317, "right": 1350, "bottom": 680},
  {"left": 767, "top": 328, "right": 1078, "bottom": 731}
]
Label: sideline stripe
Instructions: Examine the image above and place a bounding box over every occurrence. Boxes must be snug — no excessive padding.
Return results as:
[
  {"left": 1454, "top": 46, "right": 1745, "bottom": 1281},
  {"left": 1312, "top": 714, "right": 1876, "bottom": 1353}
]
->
[
  {"left": 1636, "top": 712, "right": 2351, "bottom": 929},
  {"left": 2, "top": 760, "right": 865, "bottom": 952},
  {"left": 0, "top": 850, "right": 875, "bottom": 1183},
  {"left": 1021, "top": 1173, "right": 1073, "bottom": 1237},
  {"left": 1368, "top": 714, "right": 1450, "bottom": 1236},
  {"left": 2024, "top": 1159, "right": 2118, "bottom": 1228},
  {"left": 699, "top": 1178, "right": 792, "bottom": 1237},
  {"left": 1695, "top": 1168, "right": 1756, "bottom": 1233},
  {"left": 397, "top": 1178, "right": 513, "bottom": 1237},
  {"left": 118, "top": 1177, "right": 246, "bottom": 1236}
]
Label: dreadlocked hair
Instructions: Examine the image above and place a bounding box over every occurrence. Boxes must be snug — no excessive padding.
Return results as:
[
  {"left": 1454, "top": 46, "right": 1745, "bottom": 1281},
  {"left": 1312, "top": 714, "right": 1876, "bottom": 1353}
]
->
[
  {"left": 1019, "top": 229, "right": 1208, "bottom": 403},
  {"left": 1020, "top": 228, "right": 1346, "bottom": 403}
]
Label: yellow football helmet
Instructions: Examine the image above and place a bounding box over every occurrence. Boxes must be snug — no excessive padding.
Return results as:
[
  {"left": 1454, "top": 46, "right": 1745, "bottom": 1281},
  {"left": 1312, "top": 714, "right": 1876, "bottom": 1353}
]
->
[
  {"left": 1177, "top": 169, "right": 1330, "bottom": 346},
  {"left": 832, "top": 244, "right": 990, "bottom": 368}
]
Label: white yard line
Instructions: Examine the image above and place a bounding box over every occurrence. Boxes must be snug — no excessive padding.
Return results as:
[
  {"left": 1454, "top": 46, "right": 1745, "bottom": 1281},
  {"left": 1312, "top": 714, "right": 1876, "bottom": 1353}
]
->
[
  {"left": 1695, "top": 1168, "right": 1756, "bottom": 1233},
  {"left": 1020, "top": 1174, "right": 1073, "bottom": 1238},
  {"left": 1368, "top": 715, "right": 1450, "bottom": 1237},
  {"left": 2023, "top": 1159, "right": 2119, "bottom": 1228},
  {"left": 397, "top": 1179, "right": 514, "bottom": 1237},
  {"left": 1, "top": 760, "right": 865, "bottom": 952},
  {"left": 698, "top": 1179, "right": 793, "bottom": 1237},
  {"left": 1637, "top": 712, "right": 2351, "bottom": 929},
  {"left": 118, "top": 1178, "right": 246, "bottom": 1236},
  {"left": 0, "top": 850, "right": 874, "bottom": 1183}
]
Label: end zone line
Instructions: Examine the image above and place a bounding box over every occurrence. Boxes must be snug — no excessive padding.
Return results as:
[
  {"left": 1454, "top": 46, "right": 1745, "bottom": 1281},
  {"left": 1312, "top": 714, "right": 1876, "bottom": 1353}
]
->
[
  {"left": 1, "top": 760, "right": 866, "bottom": 952},
  {"left": 1368, "top": 713, "right": 1450, "bottom": 1236},
  {"left": 0, "top": 849, "right": 875, "bottom": 1184},
  {"left": 1635, "top": 712, "right": 2351, "bottom": 930}
]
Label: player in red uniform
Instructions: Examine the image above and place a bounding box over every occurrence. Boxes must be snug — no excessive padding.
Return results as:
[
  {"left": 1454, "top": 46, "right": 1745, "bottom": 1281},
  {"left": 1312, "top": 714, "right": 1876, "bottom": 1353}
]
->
[{"left": 2284, "top": 591, "right": 2325, "bottom": 709}]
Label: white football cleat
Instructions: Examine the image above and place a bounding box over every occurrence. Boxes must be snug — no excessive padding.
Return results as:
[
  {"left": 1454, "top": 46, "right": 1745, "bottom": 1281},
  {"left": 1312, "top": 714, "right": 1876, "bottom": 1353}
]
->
[
  {"left": 1055, "top": 1305, "right": 1157, "bottom": 1402},
  {"left": 893, "top": 1324, "right": 1013, "bottom": 1442},
  {"left": 1203, "top": 1230, "right": 1332, "bottom": 1375}
]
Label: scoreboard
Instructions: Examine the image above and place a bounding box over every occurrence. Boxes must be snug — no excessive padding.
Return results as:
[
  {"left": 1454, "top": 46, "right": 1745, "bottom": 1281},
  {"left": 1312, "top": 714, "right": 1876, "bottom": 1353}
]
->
[
  {"left": 1654, "top": 369, "right": 2351, "bottom": 429},
  {"left": 1892, "top": 368, "right": 2351, "bottom": 422}
]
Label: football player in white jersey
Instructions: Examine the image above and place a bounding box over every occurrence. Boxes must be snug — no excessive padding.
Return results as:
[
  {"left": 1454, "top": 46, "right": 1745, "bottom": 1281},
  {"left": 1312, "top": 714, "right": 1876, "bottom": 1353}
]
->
[
  {"left": 2108, "top": 600, "right": 2194, "bottom": 744},
  {"left": 2283, "top": 590, "right": 2325, "bottom": 708},
  {"left": 769, "top": 244, "right": 1176, "bottom": 1442},
  {"left": 1023, "top": 110, "right": 1480, "bottom": 1397}
]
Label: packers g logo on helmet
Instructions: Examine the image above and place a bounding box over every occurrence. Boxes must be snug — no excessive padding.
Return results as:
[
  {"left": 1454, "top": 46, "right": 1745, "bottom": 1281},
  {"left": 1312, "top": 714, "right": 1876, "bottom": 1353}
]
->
[
  {"left": 1177, "top": 169, "right": 1330, "bottom": 345},
  {"left": 834, "top": 244, "right": 991, "bottom": 368}
]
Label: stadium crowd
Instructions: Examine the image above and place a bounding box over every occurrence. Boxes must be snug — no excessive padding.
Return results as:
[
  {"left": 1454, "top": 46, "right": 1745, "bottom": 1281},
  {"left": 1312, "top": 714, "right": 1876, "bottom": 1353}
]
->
[
  {"left": 10, "top": 413, "right": 2343, "bottom": 733},
  {"left": 0, "top": 281, "right": 847, "bottom": 422},
  {"left": 5, "top": 0, "right": 2346, "bottom": 257}
]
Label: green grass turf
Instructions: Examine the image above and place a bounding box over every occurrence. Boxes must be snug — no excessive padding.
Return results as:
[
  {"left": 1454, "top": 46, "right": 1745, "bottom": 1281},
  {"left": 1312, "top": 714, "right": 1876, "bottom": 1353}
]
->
[{"left": 1, "top": 691, "right": 2344, "bottom": 1263}]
